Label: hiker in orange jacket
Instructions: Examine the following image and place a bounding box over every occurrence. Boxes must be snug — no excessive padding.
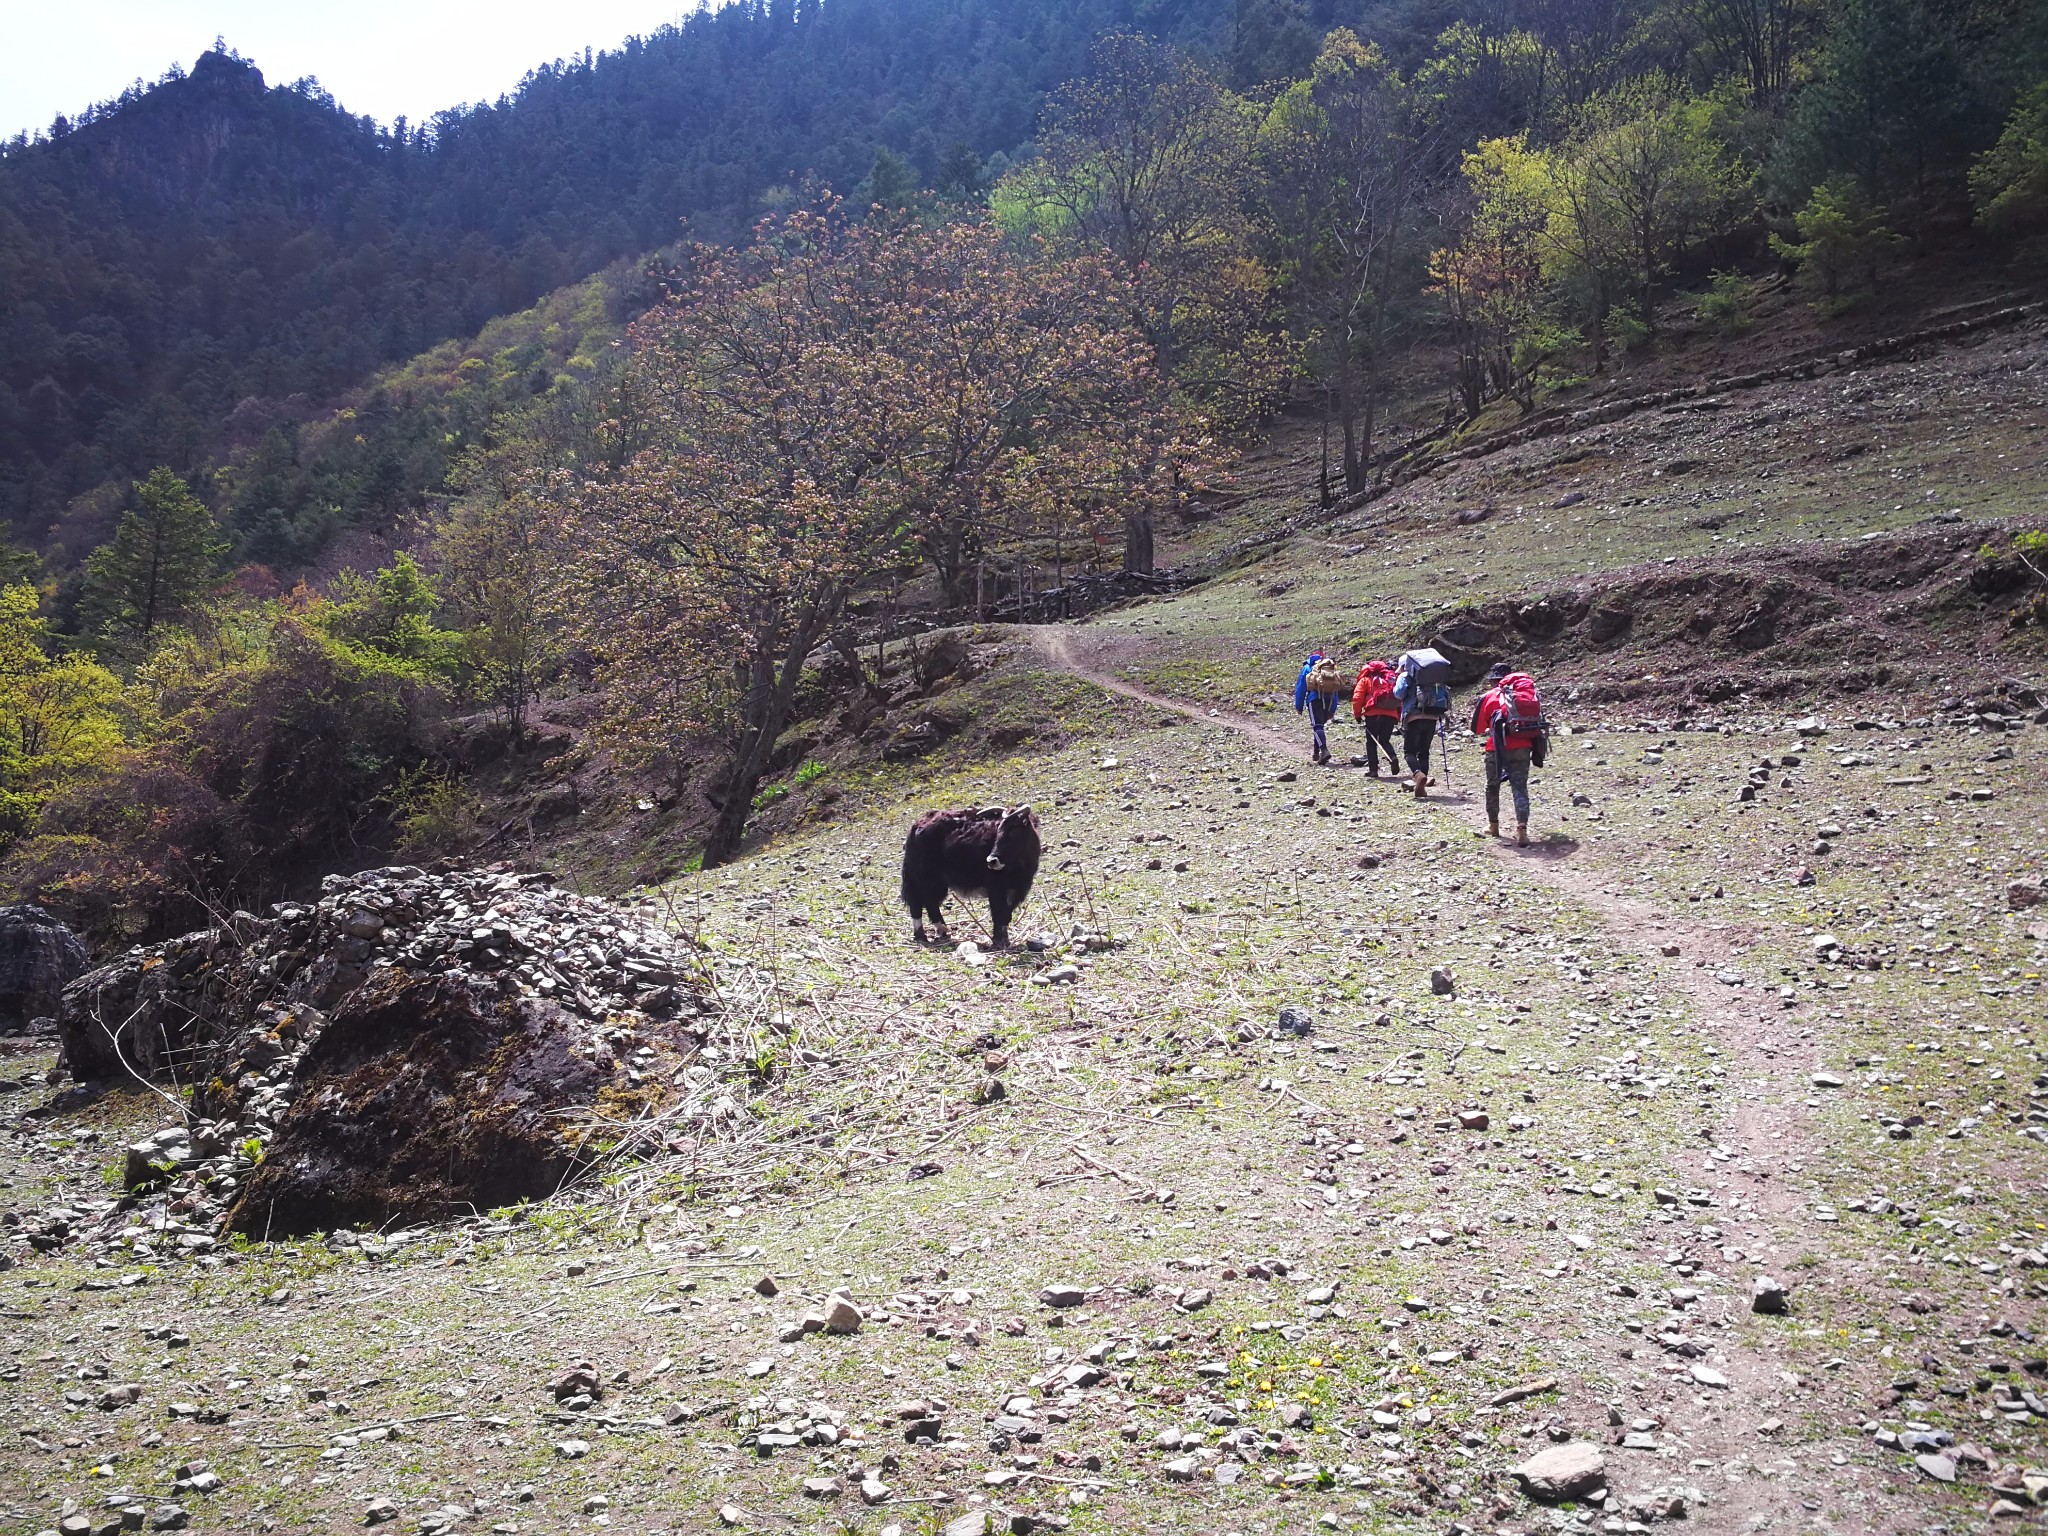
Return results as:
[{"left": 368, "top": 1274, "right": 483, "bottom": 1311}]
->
[
  {"left": 1471, "top": 661, "right": 1548, "bottom": 845},
  {"left": 1350, "top": 658, "right": 1401, "bottom": 778}
]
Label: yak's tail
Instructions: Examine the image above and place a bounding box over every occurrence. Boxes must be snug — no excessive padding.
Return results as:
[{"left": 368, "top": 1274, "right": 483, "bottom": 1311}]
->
[{"left": 898, "top": 837, "right": 918, "bottom": 914}]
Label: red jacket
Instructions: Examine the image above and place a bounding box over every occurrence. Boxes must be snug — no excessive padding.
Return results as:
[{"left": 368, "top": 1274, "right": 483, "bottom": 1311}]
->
[
  {"left": 1352, "top": 660, "right": 1399, "bottom": 721},
  {"left": 1473, "top": 686, "right": 1542, "bottom": 752}
]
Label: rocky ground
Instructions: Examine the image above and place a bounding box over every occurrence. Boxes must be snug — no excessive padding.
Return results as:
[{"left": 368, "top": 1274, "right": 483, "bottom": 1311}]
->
[
  {"left": 2, "top": 656, "right": 2043, "bottom": 1536},
  {"left": 2, "top": 314, "right": 2046, "bottom": 1536}
]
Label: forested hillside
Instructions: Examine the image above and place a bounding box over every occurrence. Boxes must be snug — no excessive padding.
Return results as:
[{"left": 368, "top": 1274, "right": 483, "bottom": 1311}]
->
[{"left": 0, "top": 0, "right": 1232, "bottom": 549}]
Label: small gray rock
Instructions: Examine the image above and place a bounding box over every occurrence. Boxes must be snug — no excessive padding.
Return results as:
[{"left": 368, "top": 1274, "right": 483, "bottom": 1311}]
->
[{"left": 1750, "top": 1276, "right": 1791, "bottom": 1315}]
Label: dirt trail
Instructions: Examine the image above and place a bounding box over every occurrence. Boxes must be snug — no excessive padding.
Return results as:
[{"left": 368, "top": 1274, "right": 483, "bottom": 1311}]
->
[{"left": 1024, "top": 622, "right": 1862, "bottom": 1529}]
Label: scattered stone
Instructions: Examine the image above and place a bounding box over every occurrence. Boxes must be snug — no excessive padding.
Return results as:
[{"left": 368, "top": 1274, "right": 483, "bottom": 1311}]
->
[
  {"left": 754, "top": 1275, "right": 778, "bottom": 1298},
  {"left": 1916, "top": 1453, "right": 1958, "bottom": 1483},
  {"left": 1430, "top": 968, "right": 1456, "bottom": 996},
  {"left": 1750, "top": 1276, "right": 1791, "bottom": 1315},
  {"left": 824, "top": 1294, "right": 864, "bottom": 1335},
  {"left": 555, "top": 1439, "right": 590, "bottom": 1459},
  {"left": 366, "top": 1496, "right": 398, "bottom": 1525},
  {"left": 1810, "top": 1071, "right": 1846, "bottom": 1088},
  {"left": 1488, "top": 1378, "right": 1559, "bottom": 1409},
  {"left": 1511, "top": 1442, "right": 1607, "bottom": 1501},
  {"left": 1039, "top": 1285, "right": 1085, "bottom": 1308},
  {"left": 1456, "top": 1109, "right": 1489, "bottom": 1131},
  {"left": 1690, "top": 1365, "right": 1730, "bottom": 1388},
  {"left": 2011, "top": 881, "right": 2043, "bottom": 911}
]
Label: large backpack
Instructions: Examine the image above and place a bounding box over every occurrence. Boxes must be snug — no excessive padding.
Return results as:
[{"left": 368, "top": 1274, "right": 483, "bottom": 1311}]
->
[
  {"left": 1355, "top": 660, "right": 1397, "bottom": 714},
  {"left": 1490, "top": 672, "right": 1549, "bottom": 755},
  {"left": 1400, "top": 649, "right": 1453, "bottom": 717},
  {"left": 1306, "top": 656, "right": 1348, "bottom": 695}
]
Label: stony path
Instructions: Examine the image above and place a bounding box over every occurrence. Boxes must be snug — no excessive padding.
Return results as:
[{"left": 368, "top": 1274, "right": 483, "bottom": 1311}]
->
[{"left": 1024, "top": 622, "right": 1906, "bottom": 1532}]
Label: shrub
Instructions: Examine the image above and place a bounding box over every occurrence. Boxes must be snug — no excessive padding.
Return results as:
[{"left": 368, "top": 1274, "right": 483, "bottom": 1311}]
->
[
  {"left": 1769, "top": 180, "right": 1903, "bottom": 306},
  {"left": 1695, "top": 272, "right": 1755, "bottom": 334}
]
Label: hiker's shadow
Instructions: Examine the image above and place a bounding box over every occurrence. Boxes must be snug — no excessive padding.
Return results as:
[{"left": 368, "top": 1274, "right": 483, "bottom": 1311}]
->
[{"left": 1513, "top": 834, "right": 1580, "bottom": 861}]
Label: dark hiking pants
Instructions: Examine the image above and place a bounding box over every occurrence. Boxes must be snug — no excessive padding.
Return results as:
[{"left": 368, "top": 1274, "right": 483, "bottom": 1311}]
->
[
  {"left": 1402, "top": 717, "right": 1437, "bottom": 775},
  {"left": 1361, "top": 715, "right": 1397, "bottom": 772}
]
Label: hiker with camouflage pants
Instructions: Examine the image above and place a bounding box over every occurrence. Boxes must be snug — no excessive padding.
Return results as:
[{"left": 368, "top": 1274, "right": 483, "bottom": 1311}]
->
[{"left": 1472, "top": 661, "right": 1549, "bottom": 846}]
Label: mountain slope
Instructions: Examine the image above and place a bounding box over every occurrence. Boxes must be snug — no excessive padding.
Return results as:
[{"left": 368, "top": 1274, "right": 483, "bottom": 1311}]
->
[{"left": 0, "top": 0, "right": 1232, "bottom": 545}]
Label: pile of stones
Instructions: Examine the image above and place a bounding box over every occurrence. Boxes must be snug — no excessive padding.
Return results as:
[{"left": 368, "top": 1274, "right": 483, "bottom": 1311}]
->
[{"left": 41, "top": 865, "right": 726, "bottom": 1245}]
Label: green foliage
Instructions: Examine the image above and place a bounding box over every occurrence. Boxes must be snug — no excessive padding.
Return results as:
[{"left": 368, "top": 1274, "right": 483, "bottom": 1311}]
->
[
  {"left": 438, "top": 486, "right": 565, "bottom": 738},
  {"left": 794, "top": 759, "right": 829, "bottom": 788},
  {"left": 81, "top": 469, "right": 228, "bottom": 647},
  {"left": 392, "top": 768, "right": 479, "bottom": 859},
  {"left": 861, "top": 147, "right": 921, "bottom": 214},
  {"left": 1603, "top": 306, "right": 1654, "bottom": 352},
  {"left": 0, "top": 583, "right": 124, "bottom": 840},
  {"left": 1769, "top": 0, "right": 1984, "bottom": 214},
  {"left": 1768, "top": 178, "right": 1903, "bottom": 303},
  {"left": 313, "top": 554, "right": 462, "bottom": 681},
  {"left": 1973, "top": 83, "right": 2048, "bottom": 232},
  {"left": 1694, "top": 271, "right": 1756, "bottom": 333},
  {"left": 9, "top": 613, "right": 444, "bottom": 941}
]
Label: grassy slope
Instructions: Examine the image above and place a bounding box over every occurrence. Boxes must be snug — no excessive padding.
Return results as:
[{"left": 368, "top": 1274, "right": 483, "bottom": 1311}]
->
[
  {"left": 1140, "top": 310, "right": 2048, "bottom": 713},
  {"left": 3, "top": 314, "right": 2047, "bottom": 1536}
]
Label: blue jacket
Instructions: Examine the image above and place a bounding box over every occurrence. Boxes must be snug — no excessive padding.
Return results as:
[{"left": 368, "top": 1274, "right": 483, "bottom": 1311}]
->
[{"left": 1293, "top": 655, "right": 1325, "bottom": 714}]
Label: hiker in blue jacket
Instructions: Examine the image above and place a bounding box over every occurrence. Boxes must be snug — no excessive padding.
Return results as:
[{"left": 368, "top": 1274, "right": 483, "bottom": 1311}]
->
[
  {"left": 1393, "top": 649, "right": 1454, "bottom": 799},
  {"left": 1295, "top": 653, "right": 1343, "bottom": 765}
]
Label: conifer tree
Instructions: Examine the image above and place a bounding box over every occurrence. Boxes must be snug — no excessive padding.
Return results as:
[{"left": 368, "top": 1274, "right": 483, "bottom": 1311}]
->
[{"left": 82, "top": 469, "right": 227, "bottom": 643}]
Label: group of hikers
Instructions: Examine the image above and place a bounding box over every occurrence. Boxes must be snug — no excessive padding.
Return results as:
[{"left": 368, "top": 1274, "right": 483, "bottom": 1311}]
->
[{"left": 1294, "top": 648, "right": 1548, "bottom": 846}]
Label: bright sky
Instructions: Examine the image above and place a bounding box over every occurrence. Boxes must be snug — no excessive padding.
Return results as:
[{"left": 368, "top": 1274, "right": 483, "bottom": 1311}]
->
[{"left": 2, "top": 1, "right": 702, "bottom": 141}]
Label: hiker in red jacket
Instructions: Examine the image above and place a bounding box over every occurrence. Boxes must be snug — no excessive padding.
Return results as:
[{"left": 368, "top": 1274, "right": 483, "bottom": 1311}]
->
[
  {"left": 1471, "top": 661, "right": 1548, "bottom": 845},
  {"left": 1350, "top": 658, "right": 1401, "bottom": 778}
]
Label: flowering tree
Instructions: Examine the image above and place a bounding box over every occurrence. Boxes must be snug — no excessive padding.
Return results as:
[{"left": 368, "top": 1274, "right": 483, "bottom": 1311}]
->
[{"left": 559, "top": 206, "right": 1175, "bottom": 866}]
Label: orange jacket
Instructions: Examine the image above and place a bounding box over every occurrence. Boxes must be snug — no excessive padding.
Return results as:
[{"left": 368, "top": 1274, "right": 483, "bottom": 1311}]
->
[{"left": 1352, "top": 660, "right": 1399, "bottom": 721}]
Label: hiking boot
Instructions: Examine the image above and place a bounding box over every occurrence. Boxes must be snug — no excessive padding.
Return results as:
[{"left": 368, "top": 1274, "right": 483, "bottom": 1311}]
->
[
  {"left": 1488, "top": 817, "right": 1500, "bottom": 838},
  {"left": 1516, "top": 822, "right": 1530, "bottom": 847}
]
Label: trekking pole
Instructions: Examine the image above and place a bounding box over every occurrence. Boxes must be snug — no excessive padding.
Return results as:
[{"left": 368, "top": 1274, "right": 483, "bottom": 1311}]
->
[{"left": 1438, "top": 717, "right": 1452, "bottom": 786}]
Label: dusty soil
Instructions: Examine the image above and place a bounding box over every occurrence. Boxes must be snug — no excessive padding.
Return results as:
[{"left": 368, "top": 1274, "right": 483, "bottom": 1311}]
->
[{"left": 1, "top": 302, "right": 2045, "bottom": 1536}]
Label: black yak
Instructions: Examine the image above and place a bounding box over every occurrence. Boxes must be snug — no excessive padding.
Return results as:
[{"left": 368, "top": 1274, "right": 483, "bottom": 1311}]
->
[{"left": 899, "top": 805, "right": 1041, "bottom": 948}]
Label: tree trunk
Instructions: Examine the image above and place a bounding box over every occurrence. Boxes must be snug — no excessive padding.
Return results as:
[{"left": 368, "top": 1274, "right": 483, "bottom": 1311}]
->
[
  {"left": 699, "top": 598, "right": 837, "bottom": 868},
  {"left": 1338, "top": 362, "right": 1367, "bottom": 497},
  {"left": 1123, "top": 505, "right": 1154, "bottom": 576},
  {"left": 702, "top": 770, "right": 757, "bottom": 868}
]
